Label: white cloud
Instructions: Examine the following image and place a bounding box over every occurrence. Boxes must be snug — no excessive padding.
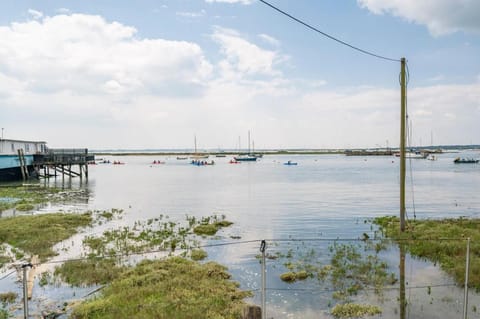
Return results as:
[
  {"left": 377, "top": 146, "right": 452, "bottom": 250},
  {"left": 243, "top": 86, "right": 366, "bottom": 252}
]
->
[
  {"left": 211, "top": 27, "right": 286, "bottom": 77},
  {"left": 0, "top": 13, "right": 212, "bottom": 97},
  {"left": 293, "top": 83, "right": 480, "bottom": 148},
  {"left": 258, "top": 33, "right": 280, "bottom": 47},
  {"left": 357, "top": 0, "right": 480, "bottom": 36},
  {"left": 28, "top": 9, "right": 43, "bottom": 20}
]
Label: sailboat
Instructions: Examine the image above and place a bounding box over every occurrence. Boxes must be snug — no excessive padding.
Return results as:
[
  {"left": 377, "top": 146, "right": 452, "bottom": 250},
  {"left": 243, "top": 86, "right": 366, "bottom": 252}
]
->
[
  {"left": 234, "top": 131, "right": 257, "bottom": 161},
  {"left": 190, "top": 135, "right": 209, "bottom": 159}
]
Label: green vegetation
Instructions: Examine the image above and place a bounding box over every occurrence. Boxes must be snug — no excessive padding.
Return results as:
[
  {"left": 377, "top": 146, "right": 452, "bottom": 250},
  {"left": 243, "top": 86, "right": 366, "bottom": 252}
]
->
[
  {"left": 331, "top": 303, "right": 382, "bottom": 318},
  {"left": 0, "top": 209, "right": 120, "bottom": 266},
  {"left": 53, "top": 214, "right": 232, "bottom": 286},
  {"left": 193, "top": 215, "right": 233, "bottom": 236},
  {"left": 0, "top": 185, "right": 67, "bottom": 212},
  {"left": 374, "top": 216, "right": 480, "bottom": 290},
  {"left": 14, "top": 203, "right": 35, "bottom": 211},
  {"left": 0, "top": 292, "right": 16, "bottom": 304},
  {"left": 327, "top": 243, "right": 395, "bottom": 298},
  {"left": 190, "top": 249, "right": 208, "bottom": 261},
  {"left": 273, "top": 241, "right": 394, "bottom": 301},
  {"left": 280, "top": 270, "right": 309, "bottom": 283},
  {"left": 0, "top": 213, "right": 92, "bottom": 261},
  {"left": 55, "top": 259, "right": 125, "bottom": 286},
  {"left": 193, "top": 223, "right": 218, "bottom": 236},
  {"left": 0, "top": 292, "right": 17, "bottom": 319},
  {"left": 71, "top": 257, "right": 251, "bottom": 319}
]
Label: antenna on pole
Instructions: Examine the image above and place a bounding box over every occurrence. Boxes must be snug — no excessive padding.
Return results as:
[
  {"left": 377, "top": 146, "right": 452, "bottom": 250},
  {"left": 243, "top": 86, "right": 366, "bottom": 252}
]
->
[{"left": 400, "top": 57, "right": 407, "bottom": 232}]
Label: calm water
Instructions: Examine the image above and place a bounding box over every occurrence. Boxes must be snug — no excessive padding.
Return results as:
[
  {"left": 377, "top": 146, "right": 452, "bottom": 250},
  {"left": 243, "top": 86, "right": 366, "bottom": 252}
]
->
[{"left": 2, "top": 151, "right": 480, "bottom": 318}]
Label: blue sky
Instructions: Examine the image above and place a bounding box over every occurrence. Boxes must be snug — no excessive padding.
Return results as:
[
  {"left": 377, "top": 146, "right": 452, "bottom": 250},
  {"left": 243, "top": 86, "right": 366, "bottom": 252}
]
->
[{"left": 0, "top": 0, "right": 479, "bottom": 149}]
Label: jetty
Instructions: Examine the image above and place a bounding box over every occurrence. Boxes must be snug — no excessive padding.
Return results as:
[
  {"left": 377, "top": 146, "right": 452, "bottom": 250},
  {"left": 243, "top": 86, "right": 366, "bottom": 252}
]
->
[{"left": 33, "top": 148, "right": 94, "bottom": 180}]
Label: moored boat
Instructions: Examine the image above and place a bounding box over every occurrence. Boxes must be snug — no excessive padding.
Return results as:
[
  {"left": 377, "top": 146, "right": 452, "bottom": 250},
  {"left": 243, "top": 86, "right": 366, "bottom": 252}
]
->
[
  {"left": 394, "top": 151, "right": 427, "bottom": 159},
  {"left": 453, "top": 157, "right": 479, "bottom": 164},
  {"left": 234, "top": 154, "right": 257, "bottom": 162}
]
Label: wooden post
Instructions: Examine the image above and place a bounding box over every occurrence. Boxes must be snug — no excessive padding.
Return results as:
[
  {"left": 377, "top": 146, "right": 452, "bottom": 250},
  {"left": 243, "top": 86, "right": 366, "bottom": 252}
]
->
[
  {"left": 17, "top": 149, "right": 27, "bottom": 180},
  {"left": 242, "top": 305, "right": 262, "bottom": 319},
  {"left": 463, "top": 238, "right": 470, "bottom": 319},
  {"left": 400, "top": 57, "right": 407, "bottom": 232},
  {"left": 27, "top": 256, "right": 38, "bottom": 299}
]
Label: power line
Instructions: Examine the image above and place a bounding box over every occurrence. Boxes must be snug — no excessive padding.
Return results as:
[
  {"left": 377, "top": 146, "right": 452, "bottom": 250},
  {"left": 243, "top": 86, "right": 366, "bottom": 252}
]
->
[
  {"left": 258, "top": 0, "right": 400, "bottom": 62},
  {"left": 22, "top": 236, "right": 470, "bottom": 268}
]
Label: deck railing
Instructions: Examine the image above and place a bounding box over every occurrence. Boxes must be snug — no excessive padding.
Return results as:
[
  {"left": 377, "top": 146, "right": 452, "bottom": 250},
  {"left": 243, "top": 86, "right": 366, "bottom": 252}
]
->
[{"left": 33, "top": 148, "right": 94, "bottom": 165}]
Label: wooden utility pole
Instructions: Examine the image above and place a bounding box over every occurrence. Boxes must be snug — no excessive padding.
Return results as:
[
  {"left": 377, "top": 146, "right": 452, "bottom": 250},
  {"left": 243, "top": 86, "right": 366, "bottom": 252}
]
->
[{"left": 400, "top": 57, "right": 407, "bottom": 232}]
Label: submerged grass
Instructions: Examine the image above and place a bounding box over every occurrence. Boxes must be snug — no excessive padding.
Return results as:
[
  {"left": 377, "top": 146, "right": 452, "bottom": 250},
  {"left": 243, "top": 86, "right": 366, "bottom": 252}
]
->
[
  {"left": 374, "top": 216, "right": 480, "bottom": 290},
  {"left": 53, "top": 213, "right": 233, "bottom": 286},
  {"left": 0, "top": 213, "right": 92, "bottom": 261},
  {"left": 71, "top": 257, "right": 251, "bottom": 319},
  {"left": 0, "top": 185, "right": 66, "bottom": 212},
  {"left": 193, "top": 215, "right": 233, "bottom": 236}
]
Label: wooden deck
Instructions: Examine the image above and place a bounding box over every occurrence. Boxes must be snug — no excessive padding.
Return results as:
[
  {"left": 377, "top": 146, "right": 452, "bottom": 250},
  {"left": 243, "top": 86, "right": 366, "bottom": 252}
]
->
[{"left": 33, "top": 148, "right": 94, "bottom": 179}]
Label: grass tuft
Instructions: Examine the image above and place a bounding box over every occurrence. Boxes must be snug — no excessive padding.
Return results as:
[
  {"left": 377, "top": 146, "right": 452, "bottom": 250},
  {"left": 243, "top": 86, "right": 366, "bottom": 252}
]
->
[
  {"left": 71, "top": 257, "right": 251, "bottom": 319},
  {"left": 331, "top": 303, "right": 382, "bottom": 318}
]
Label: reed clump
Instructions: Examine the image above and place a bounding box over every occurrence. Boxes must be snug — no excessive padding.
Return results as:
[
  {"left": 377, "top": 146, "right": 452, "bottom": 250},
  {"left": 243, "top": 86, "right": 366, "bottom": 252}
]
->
[{"left": 192, "top": 215, "right": 233, "bottom": 236}]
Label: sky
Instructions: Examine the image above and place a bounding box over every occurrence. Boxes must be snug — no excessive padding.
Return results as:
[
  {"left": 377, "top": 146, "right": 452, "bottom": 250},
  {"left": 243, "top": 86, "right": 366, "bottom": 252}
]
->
[{"left": 0, "top": 0, "right": 479, "bottom": 150}]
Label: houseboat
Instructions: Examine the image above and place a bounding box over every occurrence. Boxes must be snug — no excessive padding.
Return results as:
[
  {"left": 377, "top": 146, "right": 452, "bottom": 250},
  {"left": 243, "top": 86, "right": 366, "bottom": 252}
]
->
[{"left": 0, "top": 138, "right": 47, "bottom": 181}]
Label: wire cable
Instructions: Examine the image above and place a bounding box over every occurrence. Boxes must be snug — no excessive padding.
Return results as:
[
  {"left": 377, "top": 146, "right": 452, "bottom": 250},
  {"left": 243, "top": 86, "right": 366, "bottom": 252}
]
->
[
  {"left": 258, "top": 0, "right": 400, "bottom": 62},
  {"left": 404, "top": 61, "right": 417, "bottom": 221},
  {"left": 0, "top": 269, "right": 16, "bottom": 281}
]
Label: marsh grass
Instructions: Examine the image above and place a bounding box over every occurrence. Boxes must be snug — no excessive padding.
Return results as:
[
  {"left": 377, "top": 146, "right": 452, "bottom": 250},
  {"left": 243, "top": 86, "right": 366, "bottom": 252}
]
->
[
  {"left": 54, "top": 258, "right": 125, "bottom": 286},
  {"left": 331, "top": 303, "right": 382, "bottom": 318},
  {"left": 374, "top": 216, "right": 480, "bottom": 290},
  {"left": 0, "top": 213, "right": 92, "bottom": 261},
  {"left": 54, "top": 214, "right": 233, "bottom": 286},
  {"left": 0, "top": 209, "right": 122, "bottom": 266},
  {"left": 0, "top": 292, "right": 17, "bottom": 319},
  {"left": 328, "top": 243, "right": 395, "bottom": 298},
  {"left": 190, "top": 249, "right": 208, "bottom": 261},
  {"left": 0, "top": 185, "right": 66, "bottom": 212},
  {"left": 70, "top": 257, "right": 251, "bottom": 319},
  {"left": 193, "top": 214, "right": 233, "bottom": 236},
  {"left": 0, "top": 292, "right": 16, "bottom": 304},
  {"left": 273, "top": 239, "right": 395, "bottom": 317}
]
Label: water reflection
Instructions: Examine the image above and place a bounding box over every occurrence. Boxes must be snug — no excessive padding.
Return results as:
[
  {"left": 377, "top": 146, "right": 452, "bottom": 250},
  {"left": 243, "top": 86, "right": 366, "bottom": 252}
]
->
[{"left": 399, "top": 244, "right": 406, "bottom": 319}]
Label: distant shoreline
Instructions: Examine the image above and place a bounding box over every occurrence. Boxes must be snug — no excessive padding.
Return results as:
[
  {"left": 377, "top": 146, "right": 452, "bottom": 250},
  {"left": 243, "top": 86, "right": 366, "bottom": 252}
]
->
[{"left": 92, "top": 145, "right": 479, "bottom": 157}]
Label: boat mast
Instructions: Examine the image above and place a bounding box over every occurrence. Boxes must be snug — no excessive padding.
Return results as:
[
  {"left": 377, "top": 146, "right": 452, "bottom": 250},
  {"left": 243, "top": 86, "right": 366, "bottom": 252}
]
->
[
  {"left": 248, "top": 130, "right": 251, "bottom": 154},
  {"left": 400, "top": 57, "right": 406, "bottom": 232},
  {"left": 194, "top": 135, "right": 197, "bottom": 153}
]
